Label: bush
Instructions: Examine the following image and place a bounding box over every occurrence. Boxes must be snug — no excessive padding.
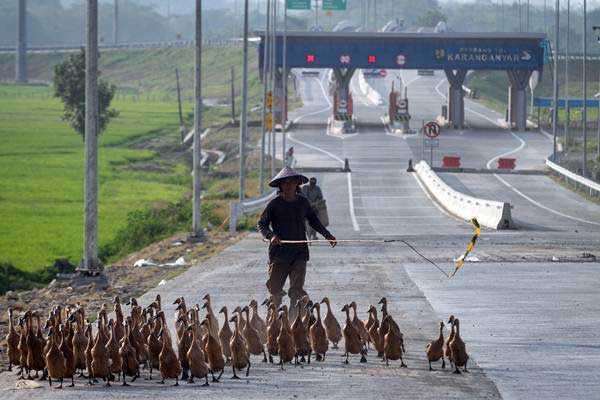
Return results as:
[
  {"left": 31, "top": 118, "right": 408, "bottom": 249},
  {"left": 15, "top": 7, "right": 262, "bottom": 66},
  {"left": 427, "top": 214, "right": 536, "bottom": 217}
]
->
[{"left": 0, "top": 259, "right": 75, "bottom": 295}]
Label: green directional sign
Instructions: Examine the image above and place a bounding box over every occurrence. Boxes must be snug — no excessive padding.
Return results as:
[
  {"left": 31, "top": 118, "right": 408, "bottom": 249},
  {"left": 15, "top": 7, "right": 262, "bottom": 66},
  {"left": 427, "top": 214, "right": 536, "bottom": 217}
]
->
[
  {"left": 322, "top": 0, "right": 347, "bottom": 11},
  {"left": 287, "top": 0, "right": 311, "bottom": 10}
]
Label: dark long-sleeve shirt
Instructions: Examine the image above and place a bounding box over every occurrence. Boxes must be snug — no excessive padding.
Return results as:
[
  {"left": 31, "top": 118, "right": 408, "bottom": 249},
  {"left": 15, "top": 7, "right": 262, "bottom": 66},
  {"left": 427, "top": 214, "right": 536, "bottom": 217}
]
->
[{"left": 258, "top": 194, "right": 332, "bottom": 264}]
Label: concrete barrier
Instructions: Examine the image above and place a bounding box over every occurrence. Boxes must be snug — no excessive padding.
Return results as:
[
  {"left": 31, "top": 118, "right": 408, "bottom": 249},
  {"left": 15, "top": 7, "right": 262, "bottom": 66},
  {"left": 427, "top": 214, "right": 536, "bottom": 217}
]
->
[
  {"left": 229, "top": 190, "right": 277, "bottom": 233},
  {"left": 414, "top": 161, "right": 513, "bottom": 229}
]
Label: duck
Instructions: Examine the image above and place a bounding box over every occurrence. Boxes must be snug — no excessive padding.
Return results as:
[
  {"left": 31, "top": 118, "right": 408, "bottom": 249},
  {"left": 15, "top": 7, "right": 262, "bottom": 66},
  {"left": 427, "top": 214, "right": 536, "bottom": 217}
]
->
[
  {"left": 276, "top": 306, "right": 294, "bottom": 370},
  {"left": 249, "top": 299, "right": 268, "bottom": 345},
  {"left": 302, "top": 300, "right": 316, "bottom": 331},
  {"left": 309, "top": 303, "right": 328, "bottom": 362},
  {"left": 156, "top": 326, "right": 182, "bottom": 386},
  {"left": 25, "top": 311, "right": 45, "bottom": 379},
  {"left": 112, "top": 296, "right": 125, "bottom": 344},
  {"left": 119, "top": 321, "right": 140, "bottom": 386},
  {"left": 232, "top": 306, "right": 247, "bottom": 333},
  {"left": 426, "top": 321, "right": 446, "bottom": 371},
  {"left": 242, "top": 306, "right": 267, "bottom": 362},
  {"left": 202, "top": 294, "right": 220, "bottom": 340},
  {"left": 291, "top": 300, "right": 311, "bottom": 365},
  {"left": 5, "top": 308, "right": 20, "bottom": 372},
  {"left": 218, "top": 306, "right": 233, "bottom": 364},
  {"left": 44, "top": 325, "right": 66, "bottom": 388},
  {"left": 341, "top": 304, "right": 366, "bottom": 364},
  {"left": 106, "top": 320, "right": 122, "bottom": 382},
  {"left": 444, "top": 315, "right": 456, "bottom": 369},
  {"left": 186, "top": 323, "right": 210, "bottom": 386},
  {"left": 173, "top": 297, "right": 188, "bottom": 341},
  {"left": 176, "top": 316, "right": 192, "bottom": 381},
  {"left": 320, "top": 297, "right": 342, "bottom": 349},
  {"left": 266, "top": 303, "right": 281, "bottom": 364},
  {"left": 17, "top": 314, "right": 29, "bottom": 380},
  {"left": 378, "top": 297, "right": 404, "bottom": 353},
  {"left": 59, "top": 324, "right": 76, "bottom": 387},
  {"left": 367, "top": 305, "right": 384, "bottom": 357},
  {"left": 229, "top": 314, "right": 251, "bottom": 379},
  {"left": 130, "top": 306, "right": 149, "bottom": 366},
  {"left": 449, "top": 318, "right": 469, "bottom": 374},
  {"left": 67, "top": 309, "right": 88, "bottom": 377},
  {"left": 91, "top": 320, "right": 111, "bottom": 386},
  {"left": 200, "top": 318, "right": 225, "bottom": 382},
  {"left": 350, "top": 301, "right": 370, "bottom": 349},
  {"left": 84, "top": 323, "right": 94, "bottom": 385},
  {"left": 146, "top": 310, "right": 164, "bottom": 380},
  {"left": 382, "top": 315, "right": 407, "bottom": 367}
]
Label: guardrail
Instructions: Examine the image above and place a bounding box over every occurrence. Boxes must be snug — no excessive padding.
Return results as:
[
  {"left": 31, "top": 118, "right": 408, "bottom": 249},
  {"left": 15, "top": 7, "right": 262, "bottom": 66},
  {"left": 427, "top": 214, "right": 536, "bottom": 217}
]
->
[
  {"left": 546, "top": 157, "right": 600, "bottom": 197},
  {"left": 229, "top": 190, "right": 277, "bottom": 233},
  {"left": 414, "top": 160, "right": 513, "bottom": 229}
]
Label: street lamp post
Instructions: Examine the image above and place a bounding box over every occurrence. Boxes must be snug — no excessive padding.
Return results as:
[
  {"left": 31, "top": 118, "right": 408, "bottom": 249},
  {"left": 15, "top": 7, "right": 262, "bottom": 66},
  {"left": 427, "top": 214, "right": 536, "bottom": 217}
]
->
[
  {"left": 594, "top": 25, "right": 600, "bottom": 158},
  {"left": 565, "top": 0, "right": 570, "bottom": 150},
  {"left": 583, "top": 0, "right": 588, "bottom": 177},
  {"left": 552, "top": 0, "right": 560, "bottom": 162},
  {"left": 239, "top": 0, "right": 249, "bottom": 202}
]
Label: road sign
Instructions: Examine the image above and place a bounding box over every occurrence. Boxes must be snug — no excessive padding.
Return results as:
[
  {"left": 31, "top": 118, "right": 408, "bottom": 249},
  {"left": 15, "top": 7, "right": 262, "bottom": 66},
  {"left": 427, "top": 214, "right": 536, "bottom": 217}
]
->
[
  {"left": 423, "top": 138, "right": 439, "bottom": 148},
  {"left": 396, "top": 54, "right": 406, "bottom": 66},
  {"left": 398, "top": 99, "right": 408, "bottom": 110},
  {"left": 379, "top": 69, "right": 387, "bottom": 77},
  {"left": 424, "top": 121, "right": 440, "bottom": 138},
  {"left": 287, "top": 0, "right": 311, "bottom": 10},
  {"left": 340, "top": 54, "right": 351, "bottom": 64},
  {"left": 323, "top": 0, "right": 347, "bottom": 11}
]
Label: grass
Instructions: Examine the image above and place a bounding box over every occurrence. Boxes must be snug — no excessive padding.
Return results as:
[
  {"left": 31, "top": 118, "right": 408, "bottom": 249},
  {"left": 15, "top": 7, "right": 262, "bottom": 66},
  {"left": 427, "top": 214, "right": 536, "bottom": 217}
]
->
[{"left": 0, "top": 84, "right": 188, "bottom": 273}]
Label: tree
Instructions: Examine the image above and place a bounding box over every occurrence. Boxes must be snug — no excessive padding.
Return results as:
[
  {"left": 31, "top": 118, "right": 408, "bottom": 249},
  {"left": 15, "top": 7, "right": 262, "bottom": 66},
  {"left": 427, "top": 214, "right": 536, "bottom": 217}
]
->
[
  {"left": 417, "top": 7, "right": 447, "bottom": 28},
  {"left": 53, "top": 49, "right": 118, "bottom": 138}
]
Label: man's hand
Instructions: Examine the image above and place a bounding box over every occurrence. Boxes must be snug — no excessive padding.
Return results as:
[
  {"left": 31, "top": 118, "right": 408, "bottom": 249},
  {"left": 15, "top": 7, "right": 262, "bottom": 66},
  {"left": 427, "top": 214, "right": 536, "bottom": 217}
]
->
[
  {"left": 326, "top": 234, "right": 337, "bottom": 248},
  {"left": 270, "top": 235, "right": 281, "bottom": 246}
]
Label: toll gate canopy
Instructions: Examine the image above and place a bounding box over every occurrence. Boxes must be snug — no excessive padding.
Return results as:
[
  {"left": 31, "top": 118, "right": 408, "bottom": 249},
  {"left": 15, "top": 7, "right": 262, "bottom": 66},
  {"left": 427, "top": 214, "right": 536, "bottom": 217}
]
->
[{"left": 257, "top": 31, "right": 545, "bottom": 72}]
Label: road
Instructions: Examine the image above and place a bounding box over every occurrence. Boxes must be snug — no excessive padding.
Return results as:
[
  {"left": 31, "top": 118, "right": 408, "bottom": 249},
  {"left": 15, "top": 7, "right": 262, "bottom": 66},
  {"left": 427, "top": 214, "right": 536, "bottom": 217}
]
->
[{"left": 3, "top": 68, "right": 599, "bottom": 399}]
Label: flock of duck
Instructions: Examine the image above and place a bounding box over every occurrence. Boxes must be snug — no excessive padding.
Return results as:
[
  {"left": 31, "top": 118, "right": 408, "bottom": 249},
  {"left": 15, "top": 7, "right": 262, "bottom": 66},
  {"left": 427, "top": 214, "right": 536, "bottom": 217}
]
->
[{"left": 3, "top": 294, "right": 469, "bottom": 389}]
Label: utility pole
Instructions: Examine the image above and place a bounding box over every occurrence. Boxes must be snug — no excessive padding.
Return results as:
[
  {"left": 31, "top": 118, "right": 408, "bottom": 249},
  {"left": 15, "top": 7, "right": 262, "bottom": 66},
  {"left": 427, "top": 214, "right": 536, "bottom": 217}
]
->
[
  {"left": 16, "top": 0, "right": 27, "bottom": 84},
  {"left": 113, "top": 0, "right": 119, "bottom": 44},
  {"left": 565, "top": 0, "right": 570, "bottom": 149},
  {"left": 552, "top": 0, "right": 560, "bottom": 162},
  {"left": 282, "top": 0, "right": 287, "bottom": 164},
  {"left": 259, "top": 0, "right": 271, "bottom": 193},
  {"left": 582, "top": 0, "right": 588, "bottom": 177},
  {"left": 80, "top": 0, "right": 101, "bottom": 274},
  {"left": 175, "top": 67, "right": 185, "bottom": 143},
  {"left": 595, "top": 25, "right": 600, "bottom": 158},
  {"left": 191, "top": 0, "right": 204, "bottom": 240},
  {"left": 239, "top": 0, "right": 249, "bottom": 203},
  {"left": 230, "top": 66, "right": 236, "bottom": 123},
  {"left": 270, "top": 0, "right": 277, "bottom": 177}
]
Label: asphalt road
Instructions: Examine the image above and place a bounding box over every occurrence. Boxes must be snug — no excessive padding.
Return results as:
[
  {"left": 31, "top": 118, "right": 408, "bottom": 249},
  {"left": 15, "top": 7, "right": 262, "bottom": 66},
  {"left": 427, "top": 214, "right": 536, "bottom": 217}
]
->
[{"left": 3, "top": 69, "right": 599, "bottom": 399}]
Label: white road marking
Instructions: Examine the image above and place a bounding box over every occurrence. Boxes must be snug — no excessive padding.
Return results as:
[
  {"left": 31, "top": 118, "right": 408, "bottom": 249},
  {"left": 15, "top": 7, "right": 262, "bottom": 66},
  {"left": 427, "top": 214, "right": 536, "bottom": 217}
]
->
[{"left": 347, "top": 172, "right": 360, "bottom": 231}]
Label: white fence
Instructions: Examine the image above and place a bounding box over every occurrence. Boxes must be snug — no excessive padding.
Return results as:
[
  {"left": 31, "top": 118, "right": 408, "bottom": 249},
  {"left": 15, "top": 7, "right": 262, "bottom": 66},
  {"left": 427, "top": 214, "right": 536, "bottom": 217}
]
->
[{"left": 546, "top": 158, "right": 600, "bottom": 197}]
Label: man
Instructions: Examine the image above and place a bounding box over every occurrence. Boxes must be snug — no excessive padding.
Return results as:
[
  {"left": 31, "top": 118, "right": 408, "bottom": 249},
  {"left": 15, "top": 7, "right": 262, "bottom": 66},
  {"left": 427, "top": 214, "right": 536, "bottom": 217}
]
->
[
  {"left": 258, "top": 166, "right": 337, "bottom": 318},
  {"left": 301, "top": 177, "right": 325, "bottom": 241}
]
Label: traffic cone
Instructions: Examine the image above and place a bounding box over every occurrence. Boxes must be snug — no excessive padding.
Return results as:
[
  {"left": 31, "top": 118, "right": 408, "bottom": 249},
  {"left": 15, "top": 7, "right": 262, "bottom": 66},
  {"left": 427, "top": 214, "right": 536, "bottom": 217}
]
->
[
  {"left": 406, "top": 159, "right": 415, "bottom": 172},
  {"left": 343, "top": 158, "right": 351, "bottom": 172}
]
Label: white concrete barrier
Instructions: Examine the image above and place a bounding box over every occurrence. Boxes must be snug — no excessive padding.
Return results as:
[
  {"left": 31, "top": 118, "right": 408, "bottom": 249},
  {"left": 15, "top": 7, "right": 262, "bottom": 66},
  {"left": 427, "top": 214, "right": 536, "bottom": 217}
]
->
[
  {"left": 229, "top": 190, "right": 277, "bottom": 233},
  {"left": 414, "top": 161, "right": 513, "bottom": 229}
]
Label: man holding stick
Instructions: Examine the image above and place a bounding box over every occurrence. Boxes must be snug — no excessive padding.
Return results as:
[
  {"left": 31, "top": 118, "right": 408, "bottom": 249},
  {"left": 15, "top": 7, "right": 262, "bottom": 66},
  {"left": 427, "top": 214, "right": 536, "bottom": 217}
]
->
[{"left": 258, "top": 166, "right": 337, "bottom": 318}]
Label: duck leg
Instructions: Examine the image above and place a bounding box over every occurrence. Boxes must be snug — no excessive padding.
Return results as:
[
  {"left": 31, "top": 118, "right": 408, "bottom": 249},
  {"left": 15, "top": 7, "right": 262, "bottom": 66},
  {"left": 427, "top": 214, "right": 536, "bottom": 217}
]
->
[
  {"left": 172, "top": 376, "right": 179, "bottom": 387},
  {"left": 307, "top": 350, "right": 311, "bottom": 365},
  {"left": 279, "top": 359, "right": 285, "bottom": 371},
  {"left": 454, "top": 366, "right": 461, "bottom": 374},
  {"left": 48, "top": 377, "right": 52, "bottom": 387},
  {"left": 67, "top": 376, "right": 75, "bottom": 387},
  {"left": 146, "top": 366, "right": 153, "bottom": 380},
  {"left": 262, "top": 350, "right": 267, "bottom": 363},
  {"left": 202, "top": 375, "right": 209, "bottom": 387},
  {"left": 400, "top": 356, "right": 407, "bottom": 368},
  {"left": 231, "top": 365, "right": 240, "bottom": 379},
  {"left": 56, "top": 378, "right": 63, "bottom": 389},
  {"left": 104, "top": 375, "right": 112, "bottom": 387},
  {"left": 463, "top": 362, "right": 469, "bottom": 373},
  {"left": 245, "top": 361, "right": 251, "bottom": 377},
  {"left": 344, "top": 352, "right": 349, "bottom": 364},
  {"left": 428, "top": 361, "right": 435, "bottom": 371},
  {"left": 268, "top": 354, "right": 274, "bottom": 364},
  {"left": 187, "top": 375, "right": 194, "bottom": 384},
  {"left": 360, "top": 354, "right": 367, "bottom": 363},
  {"left": 441, "top": 358, "right": 446, "bottom": 369},
  {"left": 122, "top": 376, "right": 130, "bottom": 386},
  {"left": 217, "top": 369, "right": 224, "bottom": 381},
  {"left": 131, "top": 372, "right": 138, "bottom": 382}
]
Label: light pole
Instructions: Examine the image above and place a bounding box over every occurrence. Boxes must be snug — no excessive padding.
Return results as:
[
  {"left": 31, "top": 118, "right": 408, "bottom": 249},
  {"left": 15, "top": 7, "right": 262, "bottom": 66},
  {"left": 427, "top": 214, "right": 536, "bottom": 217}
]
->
[
  {"left": 239, "top": 0, "right": 249, "bottom": 202},
  {"left": 582, "top": 0, "right": 588, "bottom": 177},
  {"left": 552, "top": 0, "right": 560, "bottom": 162},
  {"left": 81, "top": 0, "right": 101, "bottom": 274},
  {"left": 282, "top": 0, "right": 287, "bottom": 163},
  {"left": 565, "top": 0, "right": 570, "bottom": 150},
  {"left": 16, "top": 0, "right": 27, "bottom": 84},
  {"left": 191, "top": 0, "right": 204, "bottom": 240},
  {"left": 259, "top": 0, "right": 271, "bottom": 193},
  {"left": 594, "top": 25, "right": 600, "bottom": 158}
]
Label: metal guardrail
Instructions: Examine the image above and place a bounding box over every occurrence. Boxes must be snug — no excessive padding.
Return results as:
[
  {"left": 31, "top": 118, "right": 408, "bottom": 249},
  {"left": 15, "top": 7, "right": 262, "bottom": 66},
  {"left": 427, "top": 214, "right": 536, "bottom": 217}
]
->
[
  {"left": 229, "top": 190, "right": 277, "bottom": 233},
  {"left": 546, "top": 158, "right": 600, "bottom": 196}
]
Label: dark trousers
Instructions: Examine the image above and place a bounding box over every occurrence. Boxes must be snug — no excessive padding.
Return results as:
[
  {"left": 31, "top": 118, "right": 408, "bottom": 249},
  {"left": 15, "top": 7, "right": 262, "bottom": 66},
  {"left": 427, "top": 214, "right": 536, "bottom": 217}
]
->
[{"left": 266, "top": 259, "right": 307, "bottom": 319}]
